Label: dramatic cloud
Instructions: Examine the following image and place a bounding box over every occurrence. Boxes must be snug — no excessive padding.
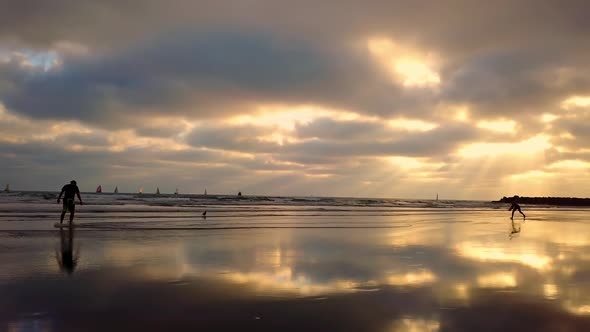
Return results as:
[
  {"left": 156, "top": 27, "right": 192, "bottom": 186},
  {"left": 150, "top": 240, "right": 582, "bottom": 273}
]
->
[{"left": 1, "top": 1, "right": 590, "bottom": 198}]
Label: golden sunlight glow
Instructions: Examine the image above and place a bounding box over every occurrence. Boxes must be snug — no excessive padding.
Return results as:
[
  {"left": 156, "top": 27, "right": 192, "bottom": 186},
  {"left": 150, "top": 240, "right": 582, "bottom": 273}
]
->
[
  {"left": 561, "top": 95, "right": 590, "bottom": 109},
  {"left": 541, "top": 113, "right": 558, "bottom": 123},
  {"left": 367, "top": 37, "right": 440, "bottom": 88},
  {"left": 456, "top": 243, "right": 552, "bottom": 271},
  {"left": 220, "top": 268, "right": 361, "bottom": 295},
  {"left": 458, "top": 135, "right": 551, "bottom": 158},
  {"left": 387, "top": 270, "right": 437, "bottom": 286},
  {"left": 455, "top": 108, "right": 470, "bottom": 122},
  {"left": 508, "top": 170, "right": 554, "bottom": 181},
  {"left": 257, "top": 132, "right": 287, "bottom": 145},
  {"left": 453, "top": 283, "right": 470, "bottom": 301},
  {"left": 547, "top": 159, "right": 590, "bottom": 169},
  {"left": 388, "top": 156, "right": 428, "bottom": 169},
  {"left": 228, "top": 104, "right": 372, "bottom": 131},
  {"left": 388, "top": 318, "right": 440, "bottom": 332},
  {"left": 388, "top": 118, "right": 439, "bottom": 131},
  {"left": 477, "top": 272, "right": 517, "bottom": 288},
  {"left": 476, "top": 119, "right": 516, "bottom": 133},
  {"left": 387, "top": 156, "right": 444, "bottom": 171},
  {"left": 564, "top": 302, "right": 590, "bottom": 316},
  {"left": 560, "top": 132, "right": 575, "bottom": 140},
  {"left": 395, "top": 60, "right": 441, "bottom": 87},
  {"left": 543, "top": 284, "right": 558, "bottom": 299},
  {"left": 108, "top": 130, "right": 190, "bottom": 152}
]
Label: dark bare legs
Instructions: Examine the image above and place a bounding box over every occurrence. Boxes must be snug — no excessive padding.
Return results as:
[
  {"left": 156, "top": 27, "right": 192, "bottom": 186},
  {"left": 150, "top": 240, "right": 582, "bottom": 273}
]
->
[
  {"left": 511, "top": 208, "right": 526, "bottom": 219},
  {"left": 60, "top": 207, "right": 75, "bottom": 225}
]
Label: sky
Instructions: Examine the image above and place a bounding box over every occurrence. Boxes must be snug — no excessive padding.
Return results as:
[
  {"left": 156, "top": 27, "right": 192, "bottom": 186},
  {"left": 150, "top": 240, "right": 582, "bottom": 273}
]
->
[{"left": 1, "top": 0, "right": 590, "bottom": 199}]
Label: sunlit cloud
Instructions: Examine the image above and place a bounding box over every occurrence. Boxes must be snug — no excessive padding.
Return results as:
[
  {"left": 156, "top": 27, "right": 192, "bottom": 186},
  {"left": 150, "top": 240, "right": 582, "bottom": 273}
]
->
[
  {"left": 227, "top": 104, "right": 369, "bottom": 131},
  {"left": 457, "top": 135, "right": 551, "bottom": 158},
  {"left": 561, "top": 95, "right": 590, "bottom": 109},
  {"left": 547, "top": 159, "right": 590, "bottom": 169},
  {"left": 541, "top": 113, "right": 558, "bottom": 123},
  {"left": 52, "top": 40, "right": 90, "bottom": 56},
  {"left": 388, "top": 118, "right": 439, "bottom": 131},
  {"left": 367, "top": 37, "right": 440, "bottom": 88},
  {"left": 0, "top": 49, "right": 61, "bottom": 71},
  {"left": 387, "top": 156, "right": 444, "bottom": 171},
  {"left": 476, "top": 119, "right": 516, "bottom": 133},
  {"left": 507, "top": 170, "right": 554, "bottom": 181}
]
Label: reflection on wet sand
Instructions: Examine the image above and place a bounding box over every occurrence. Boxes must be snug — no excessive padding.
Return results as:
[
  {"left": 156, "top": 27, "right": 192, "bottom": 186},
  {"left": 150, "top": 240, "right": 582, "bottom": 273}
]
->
[
  {"left": 2, "top": 209, "right": 590, "bottom": 330},
  {"left": 56, "top": 227, "right": 79, "bottom": 275},
  {"left": 509, "top": 219, "right": 521, "bottom": 239}
]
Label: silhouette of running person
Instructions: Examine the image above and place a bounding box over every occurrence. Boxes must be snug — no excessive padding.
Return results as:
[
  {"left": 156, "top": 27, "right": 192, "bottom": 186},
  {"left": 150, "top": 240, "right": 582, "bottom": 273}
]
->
[
  {"left": 56, "top": 226, "right": 79, "bottom": 275},
  {"left": 57, "top": 180, "right": 83, "bottom": 225},
  {"left": 509, "top": 195, "right": 526, "bottom": 219}
]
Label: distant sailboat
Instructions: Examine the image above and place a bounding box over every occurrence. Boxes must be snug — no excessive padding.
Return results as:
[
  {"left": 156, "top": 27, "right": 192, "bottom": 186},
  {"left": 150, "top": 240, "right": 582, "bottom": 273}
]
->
[
  {"left": 436, "top": 193, "right": 438, "bottom": 201},
  {"left": 114, "top": 186, "right": 119, "bottom": 194},
  {"left": 204, "top": 188, "right": 207, "bottom": 195},
  {"left": 174, "top": 188, "right": 179, "bottom": 195},
  {"left": 156, "top": 187, "right": 160, "bottom": 195},
  {"left": 96, "top": 185, "right": 102, "bottom": 193},
  {"left": 3, "top": 184, "right": 9, "bottom": 193},
  {"left": 138, "top": 187, "right": 143, "bottom": 194}
]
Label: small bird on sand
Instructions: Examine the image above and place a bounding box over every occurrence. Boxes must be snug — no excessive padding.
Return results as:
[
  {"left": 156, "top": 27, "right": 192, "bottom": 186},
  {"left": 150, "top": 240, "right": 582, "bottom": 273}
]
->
[{"left": 202, "top": 211, "right": 207, "bottom": 218}]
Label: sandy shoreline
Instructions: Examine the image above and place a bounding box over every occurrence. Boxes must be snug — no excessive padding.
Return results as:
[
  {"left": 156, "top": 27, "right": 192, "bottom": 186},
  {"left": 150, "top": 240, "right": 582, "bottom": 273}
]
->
[{"left": 2, "top": 209, "right": 590, "bottom": 331}]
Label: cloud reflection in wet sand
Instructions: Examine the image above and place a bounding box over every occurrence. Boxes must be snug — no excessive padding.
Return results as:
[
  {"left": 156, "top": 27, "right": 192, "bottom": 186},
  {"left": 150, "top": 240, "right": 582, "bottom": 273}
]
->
[{"left": 2, "top": 210, "right": 590, "bottom": 330}]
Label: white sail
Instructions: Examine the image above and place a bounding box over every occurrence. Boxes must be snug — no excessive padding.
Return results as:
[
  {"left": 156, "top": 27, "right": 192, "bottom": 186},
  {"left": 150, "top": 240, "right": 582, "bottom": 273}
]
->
[
  {"left": 114, "top": 186, "right": 119, "bottom": 194},
  {"left": 138, "top": 187, "right": 143, "bottom": 194}
]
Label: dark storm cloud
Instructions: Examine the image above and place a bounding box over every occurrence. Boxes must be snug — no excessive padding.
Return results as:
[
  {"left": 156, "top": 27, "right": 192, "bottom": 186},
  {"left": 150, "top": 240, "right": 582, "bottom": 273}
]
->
[
  {"left": 1, "top": 30, "right": 404, "bottom": 125},
  {"left": 2, "top": 0, "right": 590, "bottom": 126}
]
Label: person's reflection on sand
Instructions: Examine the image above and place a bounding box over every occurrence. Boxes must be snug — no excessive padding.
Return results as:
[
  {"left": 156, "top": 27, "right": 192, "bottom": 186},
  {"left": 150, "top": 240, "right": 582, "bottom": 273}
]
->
[
  {"left": 56, "top": 227, "right": 80, "bottom": 275},
  {"left": 509, "top": 219, "right": 521, "bottom": 240}
]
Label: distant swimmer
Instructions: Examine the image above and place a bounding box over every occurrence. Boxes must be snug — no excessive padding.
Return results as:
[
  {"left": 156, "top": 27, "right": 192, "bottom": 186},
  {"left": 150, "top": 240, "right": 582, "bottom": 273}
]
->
[
  {"left": 57, "top": 180, "right": 83, "bottom": 225},
  {"left": 238, "top": 191, "right": 242, "bottom": 197},
  {"left": 509, "top": 195, "right": 526, "bottom": 219},
  {"left": 202, "top": 210, "right": 207, "bottom": 218}
]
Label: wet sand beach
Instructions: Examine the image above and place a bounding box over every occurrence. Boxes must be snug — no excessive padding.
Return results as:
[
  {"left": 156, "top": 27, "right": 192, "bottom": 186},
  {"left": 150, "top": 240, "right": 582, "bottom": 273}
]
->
[{"left": 1, "top": 194, "right": 590, "bottom": 331}]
